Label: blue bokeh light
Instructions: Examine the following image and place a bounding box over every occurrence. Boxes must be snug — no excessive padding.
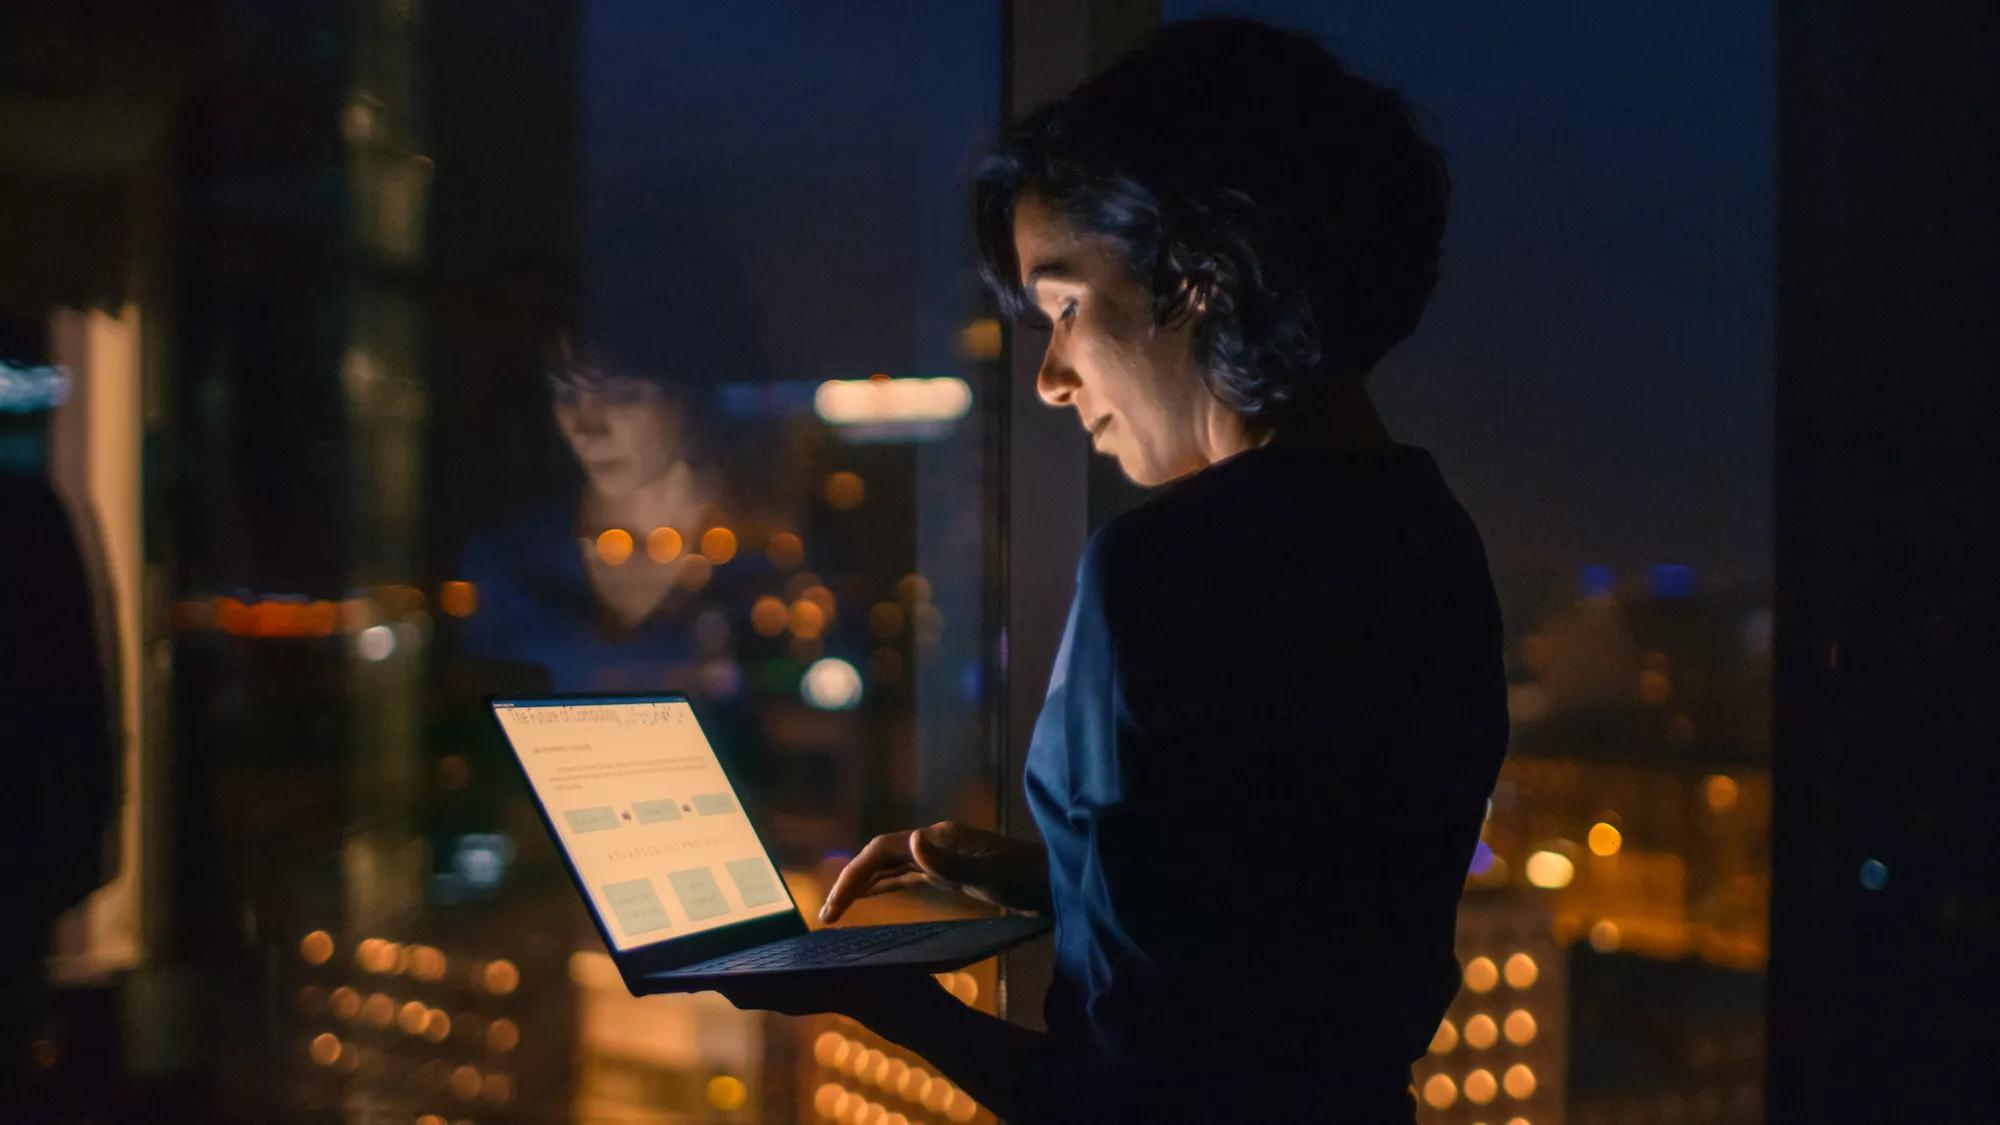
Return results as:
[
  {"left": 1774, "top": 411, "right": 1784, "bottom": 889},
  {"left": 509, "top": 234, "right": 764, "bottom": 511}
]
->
[
  {"left": 1859, "top": 858, "right": 1889, "bottom": 891},
  {"left": 1579, "top": 565, "right": 1616, "bottom": 600},
  {"left": 1650, "top": 563, "right": 1695, "bottom": 598}
]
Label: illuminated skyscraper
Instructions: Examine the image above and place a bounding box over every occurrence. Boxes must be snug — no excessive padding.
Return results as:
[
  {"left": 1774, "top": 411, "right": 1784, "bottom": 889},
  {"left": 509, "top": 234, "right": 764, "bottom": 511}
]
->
[{"left": 1416, "top": 889, "right": 1568, "bottom": 1124}]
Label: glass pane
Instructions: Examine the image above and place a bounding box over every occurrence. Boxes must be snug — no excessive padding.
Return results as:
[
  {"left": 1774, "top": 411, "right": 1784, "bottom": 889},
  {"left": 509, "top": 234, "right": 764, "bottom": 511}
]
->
[
  {"left": 1145, "top": 5, "right": 1774, "bottom": 1122},
  {"left": 2, "top": 2, "right": 1002, "bottom": 1120}
]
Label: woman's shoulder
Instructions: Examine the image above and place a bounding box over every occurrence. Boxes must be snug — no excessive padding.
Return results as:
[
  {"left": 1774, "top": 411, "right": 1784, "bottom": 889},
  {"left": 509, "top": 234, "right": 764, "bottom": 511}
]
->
[
  {"left": 1091, "top": 442, "right": 1441, "bottom": 552},
  {"left": 1080, "top": 440, "right": 1483, "bottom": 636}
]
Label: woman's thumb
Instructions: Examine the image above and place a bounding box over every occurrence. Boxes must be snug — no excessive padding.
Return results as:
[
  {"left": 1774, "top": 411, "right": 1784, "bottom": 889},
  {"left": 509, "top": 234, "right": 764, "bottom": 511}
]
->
[{"left": 908, "top": 827, "right": 967, "bottom": 883}]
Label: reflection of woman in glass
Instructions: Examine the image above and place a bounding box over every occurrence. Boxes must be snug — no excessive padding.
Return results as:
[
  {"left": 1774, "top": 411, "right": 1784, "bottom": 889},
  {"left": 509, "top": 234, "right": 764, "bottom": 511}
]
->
[
  {"left": 720, "top": 19, "right": 1508, "bottom": 1123},
  {"left": 456, "top": 334, "right": 756, "bottom": 698}
]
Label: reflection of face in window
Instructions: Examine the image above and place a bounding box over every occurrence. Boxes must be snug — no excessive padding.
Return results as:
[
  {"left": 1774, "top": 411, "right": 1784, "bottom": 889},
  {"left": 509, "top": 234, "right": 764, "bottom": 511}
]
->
[{"left": 549, "top": 373, "right": 684, "bottom": 497}]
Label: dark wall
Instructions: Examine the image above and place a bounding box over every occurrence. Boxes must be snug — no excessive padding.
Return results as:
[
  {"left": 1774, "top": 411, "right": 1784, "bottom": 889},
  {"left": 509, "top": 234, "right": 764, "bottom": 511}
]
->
[{"left": 1773, "top": 0, "right": 1999, "bottom": 1119}]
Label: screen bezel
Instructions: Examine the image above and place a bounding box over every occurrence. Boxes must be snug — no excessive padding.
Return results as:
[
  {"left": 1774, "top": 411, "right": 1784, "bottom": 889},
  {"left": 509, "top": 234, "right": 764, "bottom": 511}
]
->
[{"left": 487, "top": 691, "right": 810, "bottom": 980}]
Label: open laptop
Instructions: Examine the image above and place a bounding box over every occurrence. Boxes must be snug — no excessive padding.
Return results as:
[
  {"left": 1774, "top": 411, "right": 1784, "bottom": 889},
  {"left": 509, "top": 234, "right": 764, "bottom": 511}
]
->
[{"left": 489, "top": 692, "right": 1049, "bottom": 994}]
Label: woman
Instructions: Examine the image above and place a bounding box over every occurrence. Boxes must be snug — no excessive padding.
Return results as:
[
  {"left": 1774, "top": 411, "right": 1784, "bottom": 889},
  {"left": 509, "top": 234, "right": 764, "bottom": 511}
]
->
[
  {"left": 456, "top": 335, "right": 759, "bottom": 695},
  {"left": 721, "top": 19, "right": 1508, "bottom": 1122},
  {"left": 455, "top": 224, "right": 784, "bottom": 700}
]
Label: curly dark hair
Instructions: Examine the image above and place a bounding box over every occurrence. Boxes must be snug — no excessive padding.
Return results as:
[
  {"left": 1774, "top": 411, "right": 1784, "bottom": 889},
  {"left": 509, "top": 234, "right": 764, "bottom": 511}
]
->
[{"left": 975, "top": 17, "right": 1449, "bottom": 422}]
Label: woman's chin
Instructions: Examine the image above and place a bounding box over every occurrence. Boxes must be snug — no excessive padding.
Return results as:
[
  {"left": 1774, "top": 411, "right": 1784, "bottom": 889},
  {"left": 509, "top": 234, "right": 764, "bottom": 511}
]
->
[
  {"left": 584, "top": 471, "right": 639, "bottom": 498},
  {"left": 1115, "top": 456, "right": 1166, "bottom": 488}
]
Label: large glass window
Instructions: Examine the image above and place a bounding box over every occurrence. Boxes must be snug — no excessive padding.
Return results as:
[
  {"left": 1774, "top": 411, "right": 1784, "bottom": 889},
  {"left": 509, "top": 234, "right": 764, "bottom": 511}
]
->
[
  {"left": 7, "top": 2, "right": 1005, "bottom": 1121},
  {"left": 8, "top": 3, "right": 1771, "bottom": 1121}
]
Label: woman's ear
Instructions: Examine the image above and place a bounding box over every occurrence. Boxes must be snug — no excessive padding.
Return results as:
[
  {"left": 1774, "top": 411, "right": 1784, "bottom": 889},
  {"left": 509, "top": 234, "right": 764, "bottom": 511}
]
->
[{"left": 1163, "top": 275, "right": 1215, "bottom": 328}]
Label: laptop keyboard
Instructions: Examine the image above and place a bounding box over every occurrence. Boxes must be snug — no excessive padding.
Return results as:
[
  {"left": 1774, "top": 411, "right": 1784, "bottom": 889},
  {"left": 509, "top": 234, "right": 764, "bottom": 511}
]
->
[{"left": 684, "top": 921, "right": 960, "bottom": 973}]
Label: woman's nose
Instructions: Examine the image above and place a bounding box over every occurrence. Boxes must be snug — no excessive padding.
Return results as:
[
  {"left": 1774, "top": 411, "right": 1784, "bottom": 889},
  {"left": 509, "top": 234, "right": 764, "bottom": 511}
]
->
[
  {"left": 571, "top": 392, "right": 611, "bottom": 433},
  {"left": 1035, "top": 343, "right": 1079, "bottom": 407}
]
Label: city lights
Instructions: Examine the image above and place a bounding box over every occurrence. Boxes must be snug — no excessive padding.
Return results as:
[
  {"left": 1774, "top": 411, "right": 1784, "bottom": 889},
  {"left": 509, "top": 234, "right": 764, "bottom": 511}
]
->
[
  {"left": 407, "top": 944, "right": 447, "bottom": 981},
  {"left": 1504, "top": 1063, "right": 1538, "bottom": 1099},
  {"left": 0, "top": 359, "right": 70, "bottom": 412},
  {"left": 1859, "top": 858, "right": 1889, "bottom": 890},
  {"left": 595, "top": 528, "right": 634, "bottom": 566},
  {"left": 678, "top": 554, "right": 714, "bottom": 591},
  {"left": 647, "top": 526, "right": 683, "bottom": 563},
  {"left": 814, "top": 375, "right": 973, "bottom": 426},
  {"left": 789, "top": 599, "right": 827, "bottom": 640},
  {"left": 439, "top": 580, "right": 478, "bottom": 617},
  {"left": 957, "top": 318, "right": 1002, "bottom": 360},
  {"left": 802, "top": 658, "right": 863, "bottom": 711},
  {"left": 765, "top": 531, "right": 804, "bottom": 568},
  {"left": 1464, "top": 956, "right": 1499, "bottom": 993},
  {"left": 1588, "top": 821, "right": 1623, "bottom": 856},
  {"left": 1504, "top": 952, "right": 1540, "bottom": 990},
  {"left": 356, "top": 624, "right": 397, "bottom": 662},
  {"left": 329, "top": 987, "right": 361, "bottom": 1020},
  {"left": 801, "top": 584, "right": 837, "bottom": 619},
  {"left": 1579, "top": 564, "right": 1616, "bottom": 601},
  {"left": 1525, "top": 850, "right": 1576, "bottom": 889},
  {"left": 449, "top": 1063, "right": 481, "bottom": 1100},
  {"left": 1422, "top": 1073, "right": 1458, "bottom": 1108},
  {"left": 481, "top": 959, "right": 520, "bottom": 995},
  {"left": 824, "top": 471, "right": 866, "bottom": 510},
  {"left": 1704, "top": 774, "right": 1740, "bottom": 813},
  {"left": 701, "top": 526, "right": 738, "bottom": 563},
  {"left": 1465, "top": 1013, "right": 1498, "bottom": 1049},
  {"left": 1504, "top": 1009, "right": 1539, "bottom": 1045},
  {"left": 707, "top": 1075, "right": 749, "bottom": 1111},
  {"left": 299, "top": 930, "right": 334, "bottom": 965},
  {"left": 752, "top": 596, "right": 789, "bottom": 637}
]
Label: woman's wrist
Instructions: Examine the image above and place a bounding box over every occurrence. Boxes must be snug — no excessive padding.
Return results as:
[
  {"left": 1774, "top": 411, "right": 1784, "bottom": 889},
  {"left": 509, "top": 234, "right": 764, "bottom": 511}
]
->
[
  {"left": 852, "top": 974, "right": 965, "bottom": 1043},
  {"left": 850, "top": 975, "right": 1048, "bottom": 1124}
]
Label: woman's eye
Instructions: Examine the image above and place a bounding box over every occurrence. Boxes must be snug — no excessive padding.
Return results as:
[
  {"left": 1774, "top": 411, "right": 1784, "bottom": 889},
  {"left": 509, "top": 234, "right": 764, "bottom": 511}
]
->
[{"left": 1059, "top": 300, "right": 1078, "bottom": 323}]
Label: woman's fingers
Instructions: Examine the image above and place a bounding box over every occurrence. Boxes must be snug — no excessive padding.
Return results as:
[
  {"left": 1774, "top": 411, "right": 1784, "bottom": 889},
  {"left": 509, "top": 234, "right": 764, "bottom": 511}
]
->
[
  {"left": 858, "top": 870, "right": 936, "bottom": 898},
  {"left": 821, "top": 831, "right": 917, "bottom": 922},
  {"left": 908, "top": 826, "right": 973, "bottom": 884}
]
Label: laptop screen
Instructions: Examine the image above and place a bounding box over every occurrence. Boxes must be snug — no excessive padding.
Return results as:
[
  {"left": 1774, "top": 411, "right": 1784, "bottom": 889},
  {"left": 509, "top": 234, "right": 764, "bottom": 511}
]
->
[{"left": 492, "top": 695, "right": 796, "bottom": 951}]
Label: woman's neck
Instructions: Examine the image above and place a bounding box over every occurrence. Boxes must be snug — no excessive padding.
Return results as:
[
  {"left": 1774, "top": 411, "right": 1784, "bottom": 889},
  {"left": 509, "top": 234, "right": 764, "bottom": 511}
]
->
[
  {"left": 1265, "top": 378, "right": 1395, "bottom": 452},
  {"left": 579, "top": 459, "right": 703, "bottom": 533}
]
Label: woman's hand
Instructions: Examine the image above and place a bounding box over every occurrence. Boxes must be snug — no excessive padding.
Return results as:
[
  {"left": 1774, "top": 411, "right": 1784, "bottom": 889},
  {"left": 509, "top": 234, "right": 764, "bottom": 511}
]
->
[{"left": 821, "top": 821, "right": 1053, "bottom": 923}]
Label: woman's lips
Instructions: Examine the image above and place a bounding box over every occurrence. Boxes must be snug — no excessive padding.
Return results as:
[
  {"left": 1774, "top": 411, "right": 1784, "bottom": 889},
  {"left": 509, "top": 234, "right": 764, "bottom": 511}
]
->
[{"left": 1088, "top": 416, "right": 1111, "bottom": 445}]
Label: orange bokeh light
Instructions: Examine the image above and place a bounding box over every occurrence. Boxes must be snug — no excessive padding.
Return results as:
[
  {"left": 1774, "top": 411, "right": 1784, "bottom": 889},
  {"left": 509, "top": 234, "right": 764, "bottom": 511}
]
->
[
  {"left": 646, "top": 526, "right": 683, "bottom": 563},
  {"left": 482, "top": 959, "right": 520, "bottom": 995},
  {"left": 790, "top": 600, "right": 826, "bottom": 640},
  {"left": 701, "top": 527, "right": 738, "bottom": 564},
  {"left": 439, "top": 580, "right": 478, "bottom": 618},
  {"left": 766, "top": 532, "right": 804, "bottom": 569},
  {"left": 824, "top": 471, "right": 866, "bottom": 510},
  {"left": 299, "top": 930, "right": 334, "bottom": 965},
  {"left": 751, "top": 596, "right": 789, "bottom": 637},
  {"left": 596, "top": 528, "right": 634, "bottom": 565}
]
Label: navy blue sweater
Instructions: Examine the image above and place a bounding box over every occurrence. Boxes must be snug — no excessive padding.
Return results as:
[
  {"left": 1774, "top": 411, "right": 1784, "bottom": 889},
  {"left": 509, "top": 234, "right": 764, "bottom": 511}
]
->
[{"left": 1022, "top": 441, "right": 1509, "bottom": 1122}]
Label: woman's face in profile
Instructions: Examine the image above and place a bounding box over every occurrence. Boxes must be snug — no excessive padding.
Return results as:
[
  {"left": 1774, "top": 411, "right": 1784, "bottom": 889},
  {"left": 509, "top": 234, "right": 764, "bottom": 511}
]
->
[
  {"left": 1014, "top": 194, "right": 1219, "bottom": 487},
  {"left": 550, "top": 375, "right": 683, "bottom": 497}
]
